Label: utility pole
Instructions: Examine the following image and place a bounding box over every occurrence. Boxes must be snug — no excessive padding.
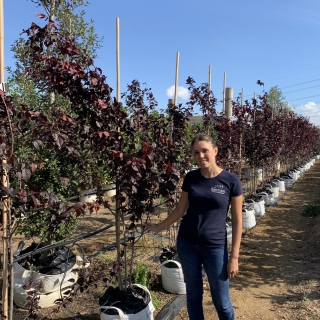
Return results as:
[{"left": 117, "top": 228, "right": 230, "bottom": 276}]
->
[{"left": 225, "top": 87, "right": 233, "bottom": 120}]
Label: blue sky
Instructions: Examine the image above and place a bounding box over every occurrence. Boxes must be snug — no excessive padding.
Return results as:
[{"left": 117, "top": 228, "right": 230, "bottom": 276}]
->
[{"left": 3, "top": 0, "right": 320, "bottom": 126}]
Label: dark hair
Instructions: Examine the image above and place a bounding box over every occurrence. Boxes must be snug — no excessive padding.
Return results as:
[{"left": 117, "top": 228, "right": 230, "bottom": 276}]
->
[{"left": 191, "top": 134, "right": 217, "bottom": 148}]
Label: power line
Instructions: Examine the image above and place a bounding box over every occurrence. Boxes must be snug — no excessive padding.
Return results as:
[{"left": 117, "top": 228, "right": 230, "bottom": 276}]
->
[
  {"left": 267, "top": 66, "right": 320, "bottom": 82},
  {"left": 239, "top": 66, "right": 320, "bottom": 90},
  {"left": 281, "top": 78, "right": 320, "bottom": 89},
  {"left": 283, "top": 84, "right": 320, "bottom": 95},
  {"left": 289, "top": 94, "right": 320, "bottom": 102},
  {"left": 243, "top": 80, "right": 320, "bottom": 98}
]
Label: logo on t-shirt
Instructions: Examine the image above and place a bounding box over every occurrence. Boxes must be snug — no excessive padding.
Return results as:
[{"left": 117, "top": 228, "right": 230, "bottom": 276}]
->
[{"left": 211, "top": 185, "right": 226, "bottom": 194}]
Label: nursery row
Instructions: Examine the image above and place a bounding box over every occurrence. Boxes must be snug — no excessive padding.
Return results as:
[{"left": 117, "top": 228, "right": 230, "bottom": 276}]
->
[{"left": 241, "top": 155, "right": 319, "bottom": 230}]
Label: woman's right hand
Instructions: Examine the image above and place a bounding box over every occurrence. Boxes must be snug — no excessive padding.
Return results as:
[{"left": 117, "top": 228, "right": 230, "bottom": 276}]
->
[{"left": 143, "top": 223, "right": 161, "bottom": 234}]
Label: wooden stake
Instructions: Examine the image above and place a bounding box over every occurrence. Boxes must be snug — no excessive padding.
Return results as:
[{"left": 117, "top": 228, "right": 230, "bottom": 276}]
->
[
  {"left": 168, "top": 99, "right": 173, "bottom": 140},
  {"left": 241, "top": 88, "right": 244, "bottom": 106},
  {"left": 1, "top": 162, "right": 9, "bottom": 319},
  {"left": 115, "top": 181, "right": 123, "bottom": 291},
  {"left": 208, "top": 65, "right": 212, "bottom": 134},
  {"left": 116, "top": 18, "right": 120, "bottom": 103},
  {"left": 253, "top": 93, "right": 257, "bottom": 193},
  {"left": 0, "top": 0, "right": 4, "bottom": 82},
  {"left": 222, "top": 72, "right": 226, "bottom": 114},
  {"left": 253, "top": 92, "right": 256, "bottom": 122},
  {"left": 173, "top": 52, "right": 180, "bottom": 106},
  {"left": 208, "top": 65, "right": 212, "bottom": 104},
  {"left": 49, "top": 0, "right": 55, "bottom": 105},
  {"left": 0, "top": 0, "right": 9, "bottom": 317},
  {"left": 239, "top": 133, "right": 242, "bottom": 179}
]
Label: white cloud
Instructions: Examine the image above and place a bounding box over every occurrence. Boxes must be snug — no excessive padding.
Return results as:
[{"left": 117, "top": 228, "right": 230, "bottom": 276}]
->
[
  {"left": 166, "top": 85, "right": 189, "bottom": 100},
  {"left": 295, "top": 102, "right": 320, "bottom": 127}
]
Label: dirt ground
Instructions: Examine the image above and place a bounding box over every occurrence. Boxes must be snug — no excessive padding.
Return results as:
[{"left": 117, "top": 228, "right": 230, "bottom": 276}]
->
[{"left": 9, "top": 159, "right": 320, "bottom": 320}]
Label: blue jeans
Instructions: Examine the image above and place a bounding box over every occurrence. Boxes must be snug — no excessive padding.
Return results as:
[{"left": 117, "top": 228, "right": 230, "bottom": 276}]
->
[{"left": 177, "top": 236, "right": 234, "bottom": 320}]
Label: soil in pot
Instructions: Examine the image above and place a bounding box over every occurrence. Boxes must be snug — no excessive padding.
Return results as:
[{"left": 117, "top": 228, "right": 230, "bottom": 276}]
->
[
  {"left": 162, "top": 261, "right": 179, "bottom": 268},
  {"left": 18, "top": 242, "right": 76, "bottom": 274},
  {"left": 99, "top": 285, "right": 150, "bottom": 315}
]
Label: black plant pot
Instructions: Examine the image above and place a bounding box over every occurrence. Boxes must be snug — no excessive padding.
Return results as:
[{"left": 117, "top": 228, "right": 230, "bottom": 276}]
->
[{"left": 17, "top": 242, "right": 76, "bottom": 274}]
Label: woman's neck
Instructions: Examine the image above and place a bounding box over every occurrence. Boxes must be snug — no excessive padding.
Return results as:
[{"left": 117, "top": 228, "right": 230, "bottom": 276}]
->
[{"left": 200, "top": 165, "right": 223, "bottom": 178}]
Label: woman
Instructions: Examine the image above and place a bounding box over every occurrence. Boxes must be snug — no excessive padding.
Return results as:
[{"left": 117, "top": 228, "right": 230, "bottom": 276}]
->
[{"left": 145, "top": 134, "right": 243, "bottom": 320}]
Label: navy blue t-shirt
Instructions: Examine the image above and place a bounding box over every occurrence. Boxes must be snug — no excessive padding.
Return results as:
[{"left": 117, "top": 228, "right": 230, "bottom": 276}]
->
[{"left": 178, "top": 169, "right": 242, "bottom": 247}]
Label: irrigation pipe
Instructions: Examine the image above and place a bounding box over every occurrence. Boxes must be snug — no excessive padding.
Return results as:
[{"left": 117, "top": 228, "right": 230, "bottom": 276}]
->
[
  {"left": 13, "top": 224, "right": 114, "bottom": 263},
  {"left": 66, "top": 185, "right": 116, "bottom": 201},
  {"left": 155, "top": 295, "right": 186, "bottom": 320},
  {"left": 13, "top": 199, "right": 170, "bottom": 263}
]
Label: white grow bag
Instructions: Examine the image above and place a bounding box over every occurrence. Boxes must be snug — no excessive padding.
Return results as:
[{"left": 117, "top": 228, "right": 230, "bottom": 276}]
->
[
  {"left": 245, "top": 199, "right": 265, "bottom": 218},
  {"left": 258, "top": 199, "right": 266, "bottom": 216},
  {"left": 291, "top": 172, "right": 299, "bottom": 181},
  {"left": 227, "top": 225, "right": 232, "bottom": 244},
  {"left": 13, "top": 274, "right": 78, "bottom": 309},
  {"left": 246, "top": 168, "right": 263, "bottom": 181},
  {"left": 278, "top": 180, "right": 285, "bottom": 192},
  {"left": 282, "top": 176, "right": 294, "bottom": 188},
  {"left": 293, "top": 170, "right": 301, "bottom": 180},
  {"left": 13, "top": 255, "right": 89, "bottom": 308},
  {"left": 242, "top": 207, "right": 256, "bottom": 229},
  {"left": 100, "top": 284, "right": 155, "bottom": 320},
  {"left": 102, "top": 183, "right": 116, "bottom": 198},
  {"left": 79, "top": 188, "right": 97, "bottom": 202},
  {"left": 161, "top": 260, "right": 186, "bottom": 294},
  {"left": 258, "top": 192, "right": 268, "bottom": 203},
  {"left": 263, "top": 190, "right": 275, "bottom": 206},
  {"left": 256, "top": 168, "right": 263, "bottom": 181},
  {"left": 266, "top": 184, "right": 279, "bottom": 198},
  {"left": 13, "top": 260, "right": 77, "bottom": 294}
]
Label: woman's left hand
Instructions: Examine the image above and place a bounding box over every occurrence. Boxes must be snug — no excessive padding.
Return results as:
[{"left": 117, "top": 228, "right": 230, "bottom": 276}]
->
[{"left": 227, "top": 256, "right": 239, "bottom": 279}]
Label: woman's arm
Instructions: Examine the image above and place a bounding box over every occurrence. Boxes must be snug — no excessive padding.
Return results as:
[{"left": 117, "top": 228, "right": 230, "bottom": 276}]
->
[
  {"left": 144, "top": 191, "right": 189, "bottom": 233},
  {"left": 227, "top": 194, "right": 243, "bottom": 279}
]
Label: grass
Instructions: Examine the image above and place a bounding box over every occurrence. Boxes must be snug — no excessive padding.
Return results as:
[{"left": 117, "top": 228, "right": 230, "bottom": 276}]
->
[
  {"left": 301, "top": 288, "right": 311, "bottom": 309},
  {"left": 133, "top": 262, "right": 150, "bottom": 287},
  {"left": 302, "top": 200, "right": 320, "bottom": 218},
  {"left": 296, "top": 279, "right": 320, "bottom": 313},
  {"left": 150, "top": 292, "right": 167, "bottom": 309}
]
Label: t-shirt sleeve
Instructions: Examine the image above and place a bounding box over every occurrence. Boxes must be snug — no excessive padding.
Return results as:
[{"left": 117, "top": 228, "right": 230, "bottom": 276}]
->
[
  {"left": 182, "top": 172, "right": 191, "bottom": 192},
  {"left": 231, "top": 174, "right": 243, "bottom": 197}
]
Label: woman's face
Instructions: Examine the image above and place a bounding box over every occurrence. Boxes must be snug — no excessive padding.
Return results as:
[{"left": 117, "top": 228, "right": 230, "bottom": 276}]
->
[{"left": 192, "top": 140, "right": 218, "bottom": 169}]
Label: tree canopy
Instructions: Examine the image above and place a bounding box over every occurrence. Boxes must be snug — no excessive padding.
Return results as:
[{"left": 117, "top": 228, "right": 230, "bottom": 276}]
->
[{"left": 266, "top": 85, "right": 291, "bottom": 115}]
